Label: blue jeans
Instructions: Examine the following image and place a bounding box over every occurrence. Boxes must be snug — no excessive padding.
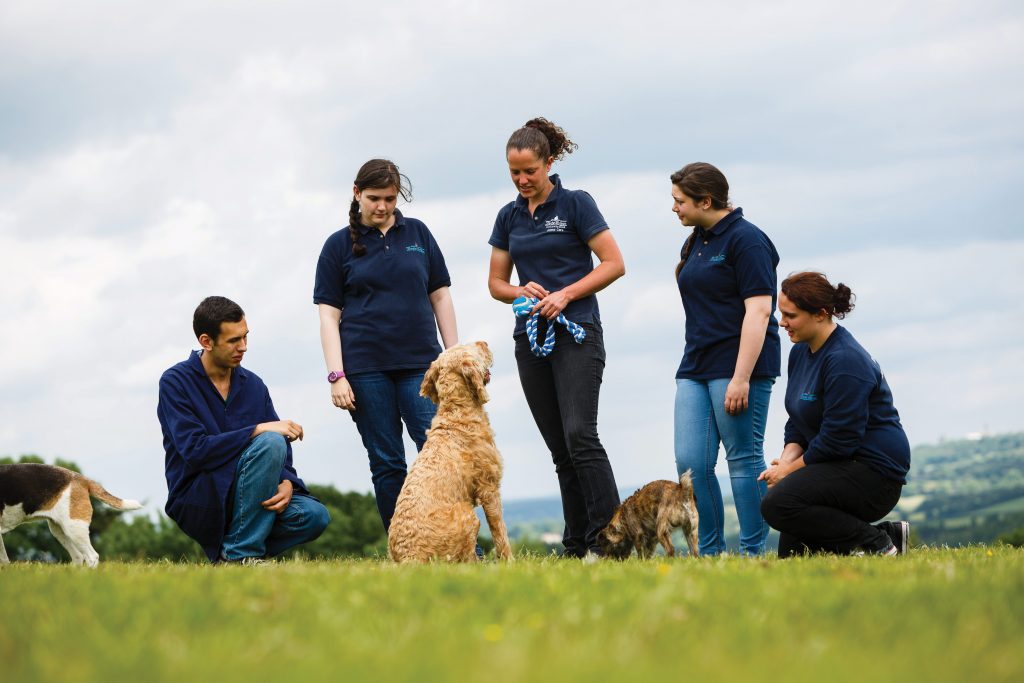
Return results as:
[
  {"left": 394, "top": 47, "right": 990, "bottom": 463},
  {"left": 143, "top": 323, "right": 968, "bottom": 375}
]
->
[
  {"left": 674, "top": 378, "right": 774, "bottom": 556},
  {"left": 221, "top": 433, "right": 331, "bottom": 561},
  {"left": 347, "top": 369, "right": 436, "bottom": 531}
]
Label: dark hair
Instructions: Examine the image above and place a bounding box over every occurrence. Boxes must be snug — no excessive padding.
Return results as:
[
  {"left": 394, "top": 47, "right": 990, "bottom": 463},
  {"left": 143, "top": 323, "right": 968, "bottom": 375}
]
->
[
  {"left": 349, "top": 159, "right": 412, "bottom": 257},
  {"left": 193, "top": 296, "right": 245, "bottom": 341},
  {"left": 506, "top": 117, "right": 578, "bottom": 162},
  {"left": 781, "top": 272, "right": 856, "bottom": 319},
  {"left": 671, "top": 162, "right": 732, "bottom": 277}
]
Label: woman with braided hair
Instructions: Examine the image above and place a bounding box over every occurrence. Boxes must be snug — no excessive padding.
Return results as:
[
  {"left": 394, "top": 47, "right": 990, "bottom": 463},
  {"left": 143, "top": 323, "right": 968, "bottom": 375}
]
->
[
  {"left": 488, "top": 117, "right": 626, "bottom": 558},
  {"left": 759, "top": 272, "right": 911, "bottom": 557},
  {"left": 671, "top": 162, "right": 780, "bottom": 556},
  {"left": 314, "top": 158, "right": 457, "bottom": 531}
]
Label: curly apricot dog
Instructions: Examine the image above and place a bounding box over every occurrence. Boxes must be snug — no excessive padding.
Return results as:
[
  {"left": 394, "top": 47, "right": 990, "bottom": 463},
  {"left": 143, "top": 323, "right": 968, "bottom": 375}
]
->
[{"left": 388, "top": 342, "right": 513, "bottom": 563}]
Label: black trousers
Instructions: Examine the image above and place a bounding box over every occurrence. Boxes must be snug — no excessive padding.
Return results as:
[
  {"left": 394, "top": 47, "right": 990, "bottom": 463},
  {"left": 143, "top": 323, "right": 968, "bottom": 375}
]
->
[
  {"left": 515, "top": 321, "right": 620, "bottom": 555},
  {"left": 760, "top": 458, "right": 902, "bottom": 558}
]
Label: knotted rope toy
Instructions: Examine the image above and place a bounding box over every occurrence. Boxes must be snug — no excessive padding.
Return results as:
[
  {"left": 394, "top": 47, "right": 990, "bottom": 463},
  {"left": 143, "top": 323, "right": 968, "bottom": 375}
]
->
[{"left": 512, "top": 296, "right": 586, "bottom": 357}]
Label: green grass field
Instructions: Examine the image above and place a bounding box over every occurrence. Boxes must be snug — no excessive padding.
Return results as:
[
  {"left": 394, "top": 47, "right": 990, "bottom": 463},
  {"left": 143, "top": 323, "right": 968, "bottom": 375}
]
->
[{"left": 2, "top": 546, "right": 1022, "bottom": 683}]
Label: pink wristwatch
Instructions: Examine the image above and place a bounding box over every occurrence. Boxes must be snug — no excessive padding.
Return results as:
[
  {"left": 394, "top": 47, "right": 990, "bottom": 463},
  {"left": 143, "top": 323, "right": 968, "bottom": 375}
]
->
[{"left": 327, "top": 371, "right": 346, "bottom": 383}]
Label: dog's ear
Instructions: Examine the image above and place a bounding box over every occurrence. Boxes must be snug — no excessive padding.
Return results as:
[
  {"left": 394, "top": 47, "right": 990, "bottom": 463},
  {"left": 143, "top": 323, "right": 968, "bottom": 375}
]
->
[
  {"left": 460, "top": 359, "right": 489, "bottom": 405},
  {"left": 420, "top": 359, "right": 441, "bottom": 404}
]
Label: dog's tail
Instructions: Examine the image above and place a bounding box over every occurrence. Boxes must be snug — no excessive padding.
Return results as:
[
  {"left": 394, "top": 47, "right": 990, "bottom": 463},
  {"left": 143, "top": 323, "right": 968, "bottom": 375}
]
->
[
  {"left": 85, "top": 478, "right": 143, "bottom": 511},
  {"left": 678, "top": 469, "right": 694, "bottom": 497}
]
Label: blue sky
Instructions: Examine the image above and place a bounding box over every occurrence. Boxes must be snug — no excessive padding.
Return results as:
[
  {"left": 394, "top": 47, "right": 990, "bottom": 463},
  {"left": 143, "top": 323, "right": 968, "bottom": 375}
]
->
[{"left": 1, "top": 0, "right": 1022, "bottom": 511}]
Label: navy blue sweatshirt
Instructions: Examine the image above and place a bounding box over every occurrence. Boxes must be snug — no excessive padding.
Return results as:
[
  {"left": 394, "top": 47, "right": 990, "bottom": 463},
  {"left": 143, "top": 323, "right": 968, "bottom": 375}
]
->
[
  {"left": 784, "top": 325, "right": 910, "bottom": 483},
  {"left": 158, "top": 351, "right": 307, "bottom": 561}
]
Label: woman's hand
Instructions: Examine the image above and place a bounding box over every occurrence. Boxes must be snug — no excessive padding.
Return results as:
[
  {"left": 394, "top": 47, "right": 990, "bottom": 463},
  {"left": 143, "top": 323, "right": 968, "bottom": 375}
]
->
[
  {"left": 759, "top": 454, "right": 805, "bottom": 488},
  {"left": 331, "top": 378, "right": 356, "bottom": 411},
  {"left": 518, "top": 281, "right": 550, "bottom": 301},
  {"left": 724, "top": 377, "right": 750, "bottom": 415},
  {"left": 531, "top": 289, "right": 571, "bottom": 319},
  {"left": 759, "top": 461, "right": 789, "bottom": 488}
]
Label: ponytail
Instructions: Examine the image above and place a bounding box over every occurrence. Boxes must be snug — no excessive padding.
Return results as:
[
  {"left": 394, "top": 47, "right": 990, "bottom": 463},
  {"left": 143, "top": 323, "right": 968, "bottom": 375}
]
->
[{"left": 506, "top": 117, "right": 578, "bottom": 161}]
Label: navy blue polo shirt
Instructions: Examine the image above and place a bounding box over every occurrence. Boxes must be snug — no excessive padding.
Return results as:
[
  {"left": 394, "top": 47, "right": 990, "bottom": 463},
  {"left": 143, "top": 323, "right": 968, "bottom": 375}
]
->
[
  {"left": 313, "top": 210, "right": 451, "bottom": 374},
  {"left": 489, "top": 174, "right": 608, "bottom": 335},
  {"left": 784, "top": 325, "right": 911, "bottom": 483},
  {"left": 675, "top": 208, "right": 781, "bottom": 380},
  {"left": 158, "top": 351, "right": 308, "bottom": 562}
]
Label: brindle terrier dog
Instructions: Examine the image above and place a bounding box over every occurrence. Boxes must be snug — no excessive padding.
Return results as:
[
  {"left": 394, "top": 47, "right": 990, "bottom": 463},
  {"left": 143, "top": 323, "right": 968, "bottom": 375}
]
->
[{"left": 597, "top": 471, "right": 699, "bottom": 559}]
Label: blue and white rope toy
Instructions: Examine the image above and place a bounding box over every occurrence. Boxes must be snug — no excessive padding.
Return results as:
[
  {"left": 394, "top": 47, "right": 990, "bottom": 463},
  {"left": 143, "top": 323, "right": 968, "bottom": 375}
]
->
[{"left": 512, "top": 296, "right": 586, "bottom": 358}]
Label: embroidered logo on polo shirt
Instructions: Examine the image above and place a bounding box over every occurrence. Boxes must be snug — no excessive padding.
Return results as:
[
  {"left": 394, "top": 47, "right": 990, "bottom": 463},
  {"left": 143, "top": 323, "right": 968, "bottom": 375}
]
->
[
  {"left": 800, "top": 392, "right": 818, "bottom": 401},
  {"left": 405, "top": 244, "right": 426, "bottom": 254},
  {"left": 709, "top": 253, "right": 726, "bottom": 263},
  {"left": 544, "top": 215, "right": 568, "bottom": 232}
]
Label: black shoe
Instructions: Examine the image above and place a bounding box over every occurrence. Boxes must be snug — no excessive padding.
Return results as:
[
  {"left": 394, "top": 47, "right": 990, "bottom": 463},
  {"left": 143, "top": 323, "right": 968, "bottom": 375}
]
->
[{"left": 877, "top": 520, "right": 910, "bottom": 555}]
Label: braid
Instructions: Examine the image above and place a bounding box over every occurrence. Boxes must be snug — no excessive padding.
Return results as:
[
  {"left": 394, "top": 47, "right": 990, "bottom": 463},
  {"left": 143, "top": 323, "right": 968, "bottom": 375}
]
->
[
  {"left": 675, "top": 227, "right": 699, "bottom": 278},
  {"left": 348, "top": 159, "right": 411, "bottom": 258},
  {"left": 348, "top": 198, "right": 367, "bottom": 257}
]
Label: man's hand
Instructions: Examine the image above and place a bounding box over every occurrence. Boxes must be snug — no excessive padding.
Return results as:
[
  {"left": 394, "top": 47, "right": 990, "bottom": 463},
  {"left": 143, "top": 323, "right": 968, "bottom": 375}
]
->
[
  {"left": 254, "top": 420, "right": 304, "bottom": 442},
  {"left": 262, "top": 479, "right": 294, "bottom": 513}
]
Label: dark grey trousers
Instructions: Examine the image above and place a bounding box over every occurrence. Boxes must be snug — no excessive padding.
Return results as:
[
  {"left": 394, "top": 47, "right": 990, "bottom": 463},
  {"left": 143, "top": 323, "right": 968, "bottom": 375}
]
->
[
  {"left": 761, "top": 458, "right": 902, "bottom": 557},
  {"left": 515, "top": 321, "right": 620, "bottom": 555}
]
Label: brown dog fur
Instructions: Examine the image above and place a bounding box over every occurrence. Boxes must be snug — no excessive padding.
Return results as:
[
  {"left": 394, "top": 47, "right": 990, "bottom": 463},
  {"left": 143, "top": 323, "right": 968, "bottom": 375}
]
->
[
  {"left": 388, "top": 342, "right": 513, "bottom": 563},
  {"left": 597, "top": 471, "right": 699, "bottom": 559},
  {"left": 1, "top": 463, "right": 142, "bottom": 567}
]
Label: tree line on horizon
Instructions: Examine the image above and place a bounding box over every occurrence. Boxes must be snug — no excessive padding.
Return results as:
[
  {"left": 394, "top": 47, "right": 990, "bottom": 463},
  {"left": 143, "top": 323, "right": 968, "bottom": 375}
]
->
[
  {"left": 4, "top": 431, "right": 1024, "bottom": 562},
  {"left": 0, "top": 455, "right": 392, "bottom": 562}
]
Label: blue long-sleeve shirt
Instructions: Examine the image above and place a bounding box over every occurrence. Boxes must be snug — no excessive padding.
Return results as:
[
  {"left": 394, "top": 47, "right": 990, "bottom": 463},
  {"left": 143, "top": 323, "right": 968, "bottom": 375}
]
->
[
  {"left": 784, "top": 326, "right": 910, "bottom": 483},
  {"left": 157, "top": 351, "right": 307, "bottom": 561}
]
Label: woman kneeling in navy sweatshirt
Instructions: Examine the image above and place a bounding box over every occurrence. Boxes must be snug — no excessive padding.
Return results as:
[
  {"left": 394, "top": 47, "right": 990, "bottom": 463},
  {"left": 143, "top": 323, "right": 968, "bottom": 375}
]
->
[{"left": 759, "top": 272, "right": 911, "bottom": 557}]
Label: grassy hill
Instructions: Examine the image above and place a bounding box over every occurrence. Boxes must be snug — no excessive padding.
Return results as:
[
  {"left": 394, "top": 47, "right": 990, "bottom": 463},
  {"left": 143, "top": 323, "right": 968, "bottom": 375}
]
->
[
  {"left": 1, "top": 548, "right": 1020, "bottom": 683},
  {"left": 504, "top": 432, "right": 1024, "bottom": 548},
  {"left": 894, "top": 432, "right": 1024, "bottom": 545}
]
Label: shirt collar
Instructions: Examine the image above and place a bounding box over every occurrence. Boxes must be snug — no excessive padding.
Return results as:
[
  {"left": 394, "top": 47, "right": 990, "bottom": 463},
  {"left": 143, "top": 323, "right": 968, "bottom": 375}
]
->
[
  {"left": 514, "top": 174, "right": 563, "bottom": 211},
  {"left": 186, "top": 349, "right": 248, "bottom": 384},
  {"left": 353, "top": 209, "right": 406, "bottom": 237},
  {"left": 187, "top": 349, "right": 205, "bottom": 376},
  {"left": 699, "top": 207, "right": 744, "bottom": 239}
]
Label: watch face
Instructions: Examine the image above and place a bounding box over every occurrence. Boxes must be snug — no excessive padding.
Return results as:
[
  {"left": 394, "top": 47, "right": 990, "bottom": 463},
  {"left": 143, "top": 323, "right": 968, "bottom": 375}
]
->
[{"left": 328, "top": 371, "right": 339, "bottom": 382}]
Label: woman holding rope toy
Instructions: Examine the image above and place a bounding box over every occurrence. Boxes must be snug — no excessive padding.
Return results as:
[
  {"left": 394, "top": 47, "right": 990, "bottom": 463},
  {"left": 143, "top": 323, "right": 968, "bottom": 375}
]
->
[{"left": 488, "top": 117, "right": 625, "bottom": 559}]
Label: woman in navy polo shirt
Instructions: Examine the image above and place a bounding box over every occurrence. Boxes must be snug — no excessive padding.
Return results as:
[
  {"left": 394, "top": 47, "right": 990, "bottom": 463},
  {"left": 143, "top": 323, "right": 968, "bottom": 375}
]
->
[
  {"left": 759, "top": 272, "right": 911, "bottom": 557},
  {"left": 671, "top": 162, "right": 780, "bottom": 556},
  {"left": 314, "top": 158, "right": 458, "bottom": 531},
  {"left": 488, "top": 117, "right": 626, "bottom": 558}
]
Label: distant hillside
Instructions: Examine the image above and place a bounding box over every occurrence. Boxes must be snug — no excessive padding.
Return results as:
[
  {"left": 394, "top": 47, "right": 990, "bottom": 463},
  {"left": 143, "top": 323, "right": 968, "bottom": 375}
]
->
[
  {"left": 501, "top": 479, "right": 741, "bottom": 544},
  {"left": 894, "top": 432, "right": 1024, "bottom": 545},
  {"left": 500, "top": 432, "right": 1024, "bottom": 547}
]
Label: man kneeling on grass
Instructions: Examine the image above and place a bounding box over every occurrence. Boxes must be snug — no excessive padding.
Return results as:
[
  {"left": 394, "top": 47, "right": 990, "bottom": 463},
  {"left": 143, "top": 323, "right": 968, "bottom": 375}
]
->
[{"left": 158, "top": 296, "right": 330, "bottom": 563}]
